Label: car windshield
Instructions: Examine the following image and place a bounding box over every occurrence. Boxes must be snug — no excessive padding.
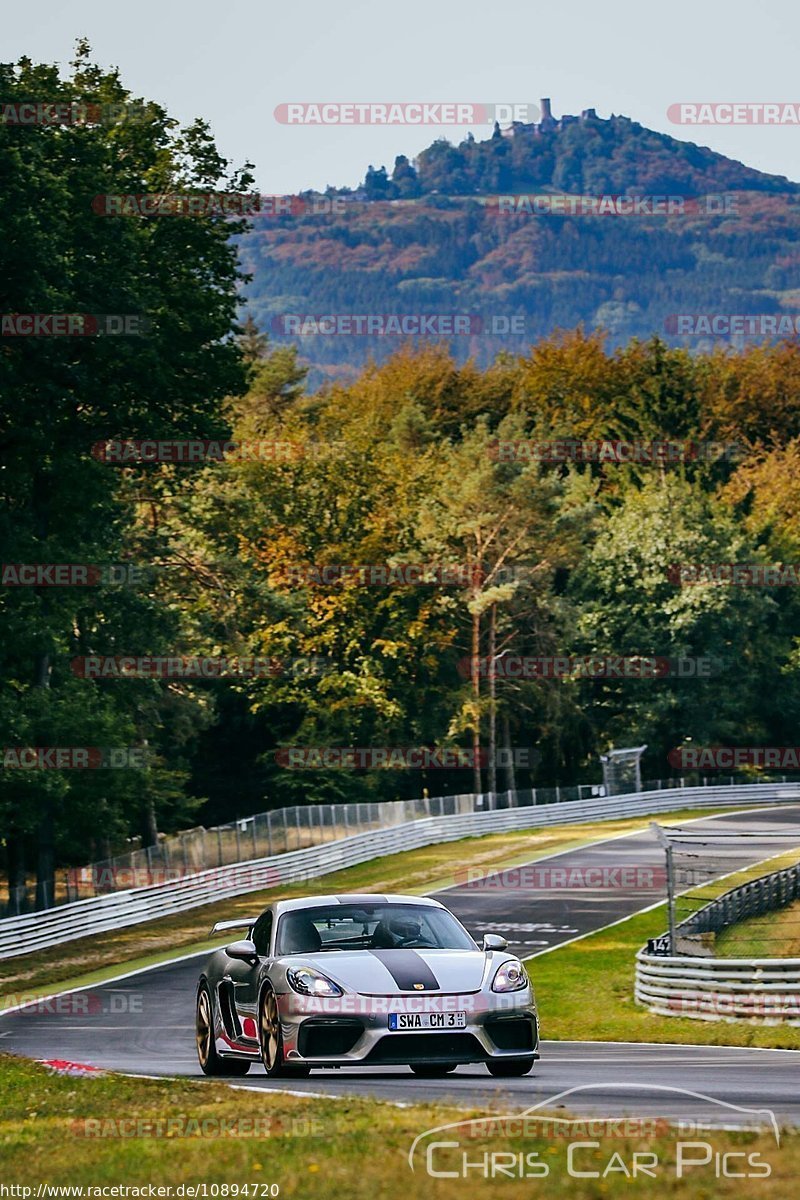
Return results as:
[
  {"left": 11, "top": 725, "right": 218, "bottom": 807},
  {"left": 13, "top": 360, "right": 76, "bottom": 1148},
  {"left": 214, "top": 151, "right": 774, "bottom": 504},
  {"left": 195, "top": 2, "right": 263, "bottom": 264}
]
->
[{"left": 276, "top": 903, "right": 476, "bottom": 955}]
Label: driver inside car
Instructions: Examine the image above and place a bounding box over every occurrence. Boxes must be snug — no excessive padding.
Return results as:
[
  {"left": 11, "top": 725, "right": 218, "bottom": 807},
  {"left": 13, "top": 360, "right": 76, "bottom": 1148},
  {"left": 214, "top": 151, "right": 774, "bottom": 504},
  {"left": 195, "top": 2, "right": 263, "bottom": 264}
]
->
[{"left": 369, "top": 918, "right": 424, "bottom": 947}]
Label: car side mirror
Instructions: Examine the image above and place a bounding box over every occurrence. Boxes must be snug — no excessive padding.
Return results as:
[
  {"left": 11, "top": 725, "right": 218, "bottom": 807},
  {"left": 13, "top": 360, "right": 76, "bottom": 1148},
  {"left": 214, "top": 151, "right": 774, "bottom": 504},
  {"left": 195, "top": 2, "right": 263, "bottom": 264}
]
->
[
  {"left": 225, "top": 939, "right": 258, "bottom": 963},
  {"left": 482, "top": 933, "right": 508, "bottom": 952}
]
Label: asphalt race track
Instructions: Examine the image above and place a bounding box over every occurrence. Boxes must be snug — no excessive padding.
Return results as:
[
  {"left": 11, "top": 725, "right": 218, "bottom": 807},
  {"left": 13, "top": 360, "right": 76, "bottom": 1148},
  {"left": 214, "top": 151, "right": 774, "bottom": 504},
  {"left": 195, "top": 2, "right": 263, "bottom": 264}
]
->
[
  {"left": 3, "top": 804, "right": 800, "bottom": 1124},
  {"left": 441, "top": 803, "right": 800, "bottom": 954}
]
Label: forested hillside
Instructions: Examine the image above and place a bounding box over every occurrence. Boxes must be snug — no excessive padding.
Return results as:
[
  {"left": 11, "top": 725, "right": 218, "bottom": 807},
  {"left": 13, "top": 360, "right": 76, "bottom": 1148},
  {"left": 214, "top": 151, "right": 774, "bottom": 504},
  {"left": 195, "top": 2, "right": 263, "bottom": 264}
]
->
[{"left": 241, "top": 111, "right": 800, "bottom": 384}]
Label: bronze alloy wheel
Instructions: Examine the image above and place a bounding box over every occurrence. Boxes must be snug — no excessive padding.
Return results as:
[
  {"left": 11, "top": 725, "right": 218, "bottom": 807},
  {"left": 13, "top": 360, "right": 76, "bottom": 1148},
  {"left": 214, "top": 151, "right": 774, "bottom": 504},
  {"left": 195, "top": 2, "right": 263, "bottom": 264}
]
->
[
  {"left": 196, "top": 985, "right": 213, "bottom": 1068},
  {"left": 195, "top": 983, "right": 251, "bottom": 1077},
  {"left": 259, "top": 986, "right": 310, "bottom": 1078},
  {"left": 260, "top": 988, "right": 281, "bottom": 1073}
]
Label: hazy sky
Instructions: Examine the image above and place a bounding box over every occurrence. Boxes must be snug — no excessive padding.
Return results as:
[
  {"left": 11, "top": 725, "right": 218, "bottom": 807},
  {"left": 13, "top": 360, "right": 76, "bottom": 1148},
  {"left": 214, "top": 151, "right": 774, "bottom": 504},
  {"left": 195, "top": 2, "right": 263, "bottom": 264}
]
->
[{"left": 5, "top": 0, "right": 800, "bottom": 192}]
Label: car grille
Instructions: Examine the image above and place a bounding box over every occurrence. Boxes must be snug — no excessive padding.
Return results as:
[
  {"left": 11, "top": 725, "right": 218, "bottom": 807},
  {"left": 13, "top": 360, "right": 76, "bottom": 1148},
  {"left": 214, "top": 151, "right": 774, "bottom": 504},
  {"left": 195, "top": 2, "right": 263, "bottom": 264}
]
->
[
  {"left": 365, "top": 1033, "right": 487, "bottom": 1063},
  {"left": 485, "top": 1018, "right": 535, "bottom": 1052},
  {"left": 298, "top": 1019, "right": 364, "bottom": 1057}
]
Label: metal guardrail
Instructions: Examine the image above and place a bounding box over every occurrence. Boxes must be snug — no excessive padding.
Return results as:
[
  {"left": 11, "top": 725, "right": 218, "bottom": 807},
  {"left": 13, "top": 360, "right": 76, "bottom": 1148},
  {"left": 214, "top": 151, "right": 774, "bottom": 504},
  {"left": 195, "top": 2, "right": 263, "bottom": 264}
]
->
[
  {"left": 9, "top": 771, "right": 795, "bottom": 915},
  {"left": 1, "top": 780, "right": 798, "bottom": 960},
  {"left": 636, "top": 856, "right": 800, "bottom": 1023},
  {"left": 4, "top": 793, "right": 479, "bottom": 914},
  {"left": 677, "top": 863, "right": 800, "bottom": 944},
  {"left": 635, "top": 951, "right": 800, "bottom": 1023},
  {"left": 9, "top": 788, "right": 614, "bottom": 914}
]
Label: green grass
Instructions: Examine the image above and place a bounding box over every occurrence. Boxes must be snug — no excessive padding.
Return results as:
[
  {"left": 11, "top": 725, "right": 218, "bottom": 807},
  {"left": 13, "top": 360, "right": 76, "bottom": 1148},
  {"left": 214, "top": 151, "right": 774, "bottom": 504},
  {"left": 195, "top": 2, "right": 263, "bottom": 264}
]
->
[
  {"left": 0, "top": 1054, "right": 796, "bottom": 1197},
  {"left": 0, "top": 806, "right": 737, "bottom": 1007},
  {"left": 715, "top": 898, "right": 800, "bottom": 958}
]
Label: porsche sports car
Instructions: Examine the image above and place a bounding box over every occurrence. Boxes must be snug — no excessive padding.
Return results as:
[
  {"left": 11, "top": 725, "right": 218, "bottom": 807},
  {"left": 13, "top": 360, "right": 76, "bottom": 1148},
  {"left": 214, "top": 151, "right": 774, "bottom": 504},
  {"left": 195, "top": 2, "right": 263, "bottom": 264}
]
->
[{"left": 196, "top": 893, "right": 539, "bottom": 1078}]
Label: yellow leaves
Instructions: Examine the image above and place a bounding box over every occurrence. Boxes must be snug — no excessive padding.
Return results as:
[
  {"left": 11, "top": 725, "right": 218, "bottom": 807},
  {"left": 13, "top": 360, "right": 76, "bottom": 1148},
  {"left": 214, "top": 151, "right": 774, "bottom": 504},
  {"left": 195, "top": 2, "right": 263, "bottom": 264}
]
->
[{"left": 723, "top": 437, "right": 800, "bottom": 553}]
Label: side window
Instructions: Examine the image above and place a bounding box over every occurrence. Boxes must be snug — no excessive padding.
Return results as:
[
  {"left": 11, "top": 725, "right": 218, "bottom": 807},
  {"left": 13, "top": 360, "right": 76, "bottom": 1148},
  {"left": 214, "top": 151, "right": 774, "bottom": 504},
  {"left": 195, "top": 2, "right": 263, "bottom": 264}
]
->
[{"left": 252, "top": 911, "right": 273, "bottom": 957}]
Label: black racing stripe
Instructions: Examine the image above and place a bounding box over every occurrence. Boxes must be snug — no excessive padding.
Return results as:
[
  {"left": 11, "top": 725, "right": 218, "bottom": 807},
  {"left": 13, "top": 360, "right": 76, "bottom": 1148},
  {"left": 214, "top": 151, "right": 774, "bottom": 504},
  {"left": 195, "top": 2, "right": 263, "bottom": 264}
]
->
[{"left": 369, "top": 949, "right": 440, "bottom": 991}]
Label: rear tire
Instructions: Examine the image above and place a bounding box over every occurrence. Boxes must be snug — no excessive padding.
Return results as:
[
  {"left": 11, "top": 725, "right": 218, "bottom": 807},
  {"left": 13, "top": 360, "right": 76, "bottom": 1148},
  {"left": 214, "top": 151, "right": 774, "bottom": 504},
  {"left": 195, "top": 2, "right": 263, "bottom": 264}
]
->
[
  {"left": 196, "top": 983, "right": 251, "bottom": 1076},
  {"left": 486, "top": 1057, "right": 534, "bottom": 1078},
  {"left": 410, "top": 1063, "right": 459, "bottom": 1077},
  {"left": 259, "top": 986, "right": 311, "bottom": 1078}
]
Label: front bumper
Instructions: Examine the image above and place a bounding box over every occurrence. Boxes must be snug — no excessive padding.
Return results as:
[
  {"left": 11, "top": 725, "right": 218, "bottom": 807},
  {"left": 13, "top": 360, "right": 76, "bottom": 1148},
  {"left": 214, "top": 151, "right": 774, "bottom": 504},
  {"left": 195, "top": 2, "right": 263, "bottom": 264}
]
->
[{"left": 278, "top": 990, "right": 539, "bottom": 1066}]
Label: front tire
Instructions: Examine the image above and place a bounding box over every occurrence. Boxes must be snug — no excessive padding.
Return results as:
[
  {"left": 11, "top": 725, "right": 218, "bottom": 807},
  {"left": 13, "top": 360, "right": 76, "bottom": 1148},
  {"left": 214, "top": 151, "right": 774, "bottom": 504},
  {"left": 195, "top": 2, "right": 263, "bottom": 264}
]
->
[
  {"left": 486, "top": 1056, "right": 535, "bottom": 1078},
  {"left": 410, "top": 1063, "right": 458, "bottom": 1077},
  {"left": 196, "top": 983, "right": 251, "bottom": 1076},
  {"left": 259, "top": 986, "right": 310, "bottom": 1078}
]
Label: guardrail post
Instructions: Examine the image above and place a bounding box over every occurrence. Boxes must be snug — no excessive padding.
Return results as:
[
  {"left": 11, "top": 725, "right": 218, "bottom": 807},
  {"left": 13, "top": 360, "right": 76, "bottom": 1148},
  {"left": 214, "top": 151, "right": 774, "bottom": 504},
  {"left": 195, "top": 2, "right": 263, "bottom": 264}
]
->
[{"left": 650, "top": 822, "right": 676, "bottom": 953}]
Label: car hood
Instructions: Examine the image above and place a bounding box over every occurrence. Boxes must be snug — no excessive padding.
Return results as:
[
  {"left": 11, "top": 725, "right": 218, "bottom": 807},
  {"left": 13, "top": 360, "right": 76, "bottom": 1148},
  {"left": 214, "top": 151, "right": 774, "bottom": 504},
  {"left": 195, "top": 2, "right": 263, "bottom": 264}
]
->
[{"left": 282, "top": 948, "right": 491, "bottom": 995}]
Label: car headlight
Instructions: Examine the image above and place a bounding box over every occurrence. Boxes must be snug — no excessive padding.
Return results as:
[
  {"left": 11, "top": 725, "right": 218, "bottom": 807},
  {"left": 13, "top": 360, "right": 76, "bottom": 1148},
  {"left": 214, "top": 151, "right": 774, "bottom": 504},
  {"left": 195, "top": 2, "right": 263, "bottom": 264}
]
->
[
  {"left": 287, "top": 966, "right": 343, "bottom": 997},
  {"left": 491, "top": 960, "right": 529, "bottom": 993}
]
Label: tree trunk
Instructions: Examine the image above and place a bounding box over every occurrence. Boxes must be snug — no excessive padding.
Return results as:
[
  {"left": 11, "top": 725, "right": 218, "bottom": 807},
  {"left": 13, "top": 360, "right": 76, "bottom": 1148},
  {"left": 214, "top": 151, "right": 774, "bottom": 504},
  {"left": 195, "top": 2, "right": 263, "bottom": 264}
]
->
[
  {"left": 5, "top": 827, "right": 27, "bottom": 915},
  {"left": 471, "top": 607, "right": 482, "bottom": 795},
  {"left": 503, "top": 714, "right": 517, "bottom": 796},
  {"left": 488, "top": 603, "right": 497, "bottom": 802},
  {"left": 142, "top": 794, "right": 159, "bottom": 849},
  {"left": 35, "top": 796, "right": 55, "bottom": 910},
  {"left": 34, "top": 650, "right": 55, "bottom": 910}
]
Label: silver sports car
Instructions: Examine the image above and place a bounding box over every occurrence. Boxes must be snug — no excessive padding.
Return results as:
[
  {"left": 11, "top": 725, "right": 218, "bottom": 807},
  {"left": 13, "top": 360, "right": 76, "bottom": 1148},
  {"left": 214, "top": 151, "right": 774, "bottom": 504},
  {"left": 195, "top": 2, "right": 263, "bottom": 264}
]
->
[{"left": 196, "top": 893, "right": 539, "bottom": 1078}]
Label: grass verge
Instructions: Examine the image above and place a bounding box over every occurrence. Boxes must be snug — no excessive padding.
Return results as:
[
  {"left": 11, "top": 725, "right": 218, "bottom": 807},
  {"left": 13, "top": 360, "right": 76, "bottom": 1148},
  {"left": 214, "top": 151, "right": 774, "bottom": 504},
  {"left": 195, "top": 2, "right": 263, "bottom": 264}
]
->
[
  {"left": 527, "top": 901, "right": 800, "bottom": 1049},
  {"left": 0, "top": 806, "right": 738, "bottom": 1005},
  {"left": 714, "top": 898, "right": 800, "bottom": 958},
  {"left": 0, "top": 1054, "right": 796, "bottom": 1196}
]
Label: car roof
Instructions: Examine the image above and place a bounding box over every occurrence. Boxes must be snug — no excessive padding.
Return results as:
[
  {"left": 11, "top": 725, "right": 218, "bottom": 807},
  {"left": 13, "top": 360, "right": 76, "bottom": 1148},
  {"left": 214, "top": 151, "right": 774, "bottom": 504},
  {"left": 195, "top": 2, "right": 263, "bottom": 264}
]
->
[{"left": 273, "top": 894, "right": 445, "bottom": 916}]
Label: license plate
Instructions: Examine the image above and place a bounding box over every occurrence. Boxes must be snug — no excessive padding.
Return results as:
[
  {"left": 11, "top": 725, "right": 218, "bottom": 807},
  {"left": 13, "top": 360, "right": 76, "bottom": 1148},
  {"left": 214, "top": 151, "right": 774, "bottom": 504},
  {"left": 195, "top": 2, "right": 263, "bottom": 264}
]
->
[{"left": 388, "top": 1011, "right": 467, "bottom": 1031}]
